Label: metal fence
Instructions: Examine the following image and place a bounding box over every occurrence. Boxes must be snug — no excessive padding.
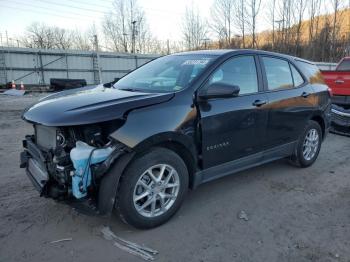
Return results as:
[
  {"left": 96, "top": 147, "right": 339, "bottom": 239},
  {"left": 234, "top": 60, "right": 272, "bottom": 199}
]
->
[
  {"left": 0, "top": 47, "right": 339, "bottom": 87},
  {"left": 0, "top": 47, "right": 159, "bottom": 86}
]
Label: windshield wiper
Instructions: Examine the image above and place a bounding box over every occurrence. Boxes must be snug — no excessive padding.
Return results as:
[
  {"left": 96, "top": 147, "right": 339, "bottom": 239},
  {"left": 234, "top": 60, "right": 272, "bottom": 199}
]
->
[{"left": 118, "top": 88, "right": 138, "bottom": 92}]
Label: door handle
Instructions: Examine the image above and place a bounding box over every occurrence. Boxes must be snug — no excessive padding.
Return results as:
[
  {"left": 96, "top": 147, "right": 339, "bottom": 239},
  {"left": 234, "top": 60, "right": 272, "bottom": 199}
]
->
[
  {"left": 335, "top": 80, "right": 344, "bottom": 84},
  {"left": 301, "top": 92, "right": 310, "bottom": 98},
  {"left": 252, "top": 100, "right": 267, "bottom": 107}
]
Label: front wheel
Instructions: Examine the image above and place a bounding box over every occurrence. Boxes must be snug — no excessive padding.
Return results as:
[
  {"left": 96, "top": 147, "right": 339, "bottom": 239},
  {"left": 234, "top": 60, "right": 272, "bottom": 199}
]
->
[
  {"left": 290, "top": 120, "right": 322, "bottom": 167},
  {"left": 116, "top": 147, "right": 189, "bottom": 229}
]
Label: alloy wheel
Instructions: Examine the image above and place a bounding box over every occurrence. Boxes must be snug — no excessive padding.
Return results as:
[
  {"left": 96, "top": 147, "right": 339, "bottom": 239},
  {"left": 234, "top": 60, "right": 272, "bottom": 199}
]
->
[
  {"left": 133, "top": 164, "right": 180, "bottom": 218},
  {"left": 302, "top": 128, "right": 319, "bottom": 161}
]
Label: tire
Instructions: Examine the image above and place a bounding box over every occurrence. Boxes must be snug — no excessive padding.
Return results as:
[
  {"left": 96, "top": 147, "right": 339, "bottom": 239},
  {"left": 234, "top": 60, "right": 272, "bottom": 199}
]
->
[
  {"left": 289, "top": 120, "right": 322, "bottom": 168},
  {"left": 116, "top": 147, "right": 189, "bottom": 229}
]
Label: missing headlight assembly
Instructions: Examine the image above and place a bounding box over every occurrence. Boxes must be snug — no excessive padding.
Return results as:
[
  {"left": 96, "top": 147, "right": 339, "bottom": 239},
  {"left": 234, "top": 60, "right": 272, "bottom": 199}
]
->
[{"left": 21, "top": 120, "right": 128, "bottom": 204}]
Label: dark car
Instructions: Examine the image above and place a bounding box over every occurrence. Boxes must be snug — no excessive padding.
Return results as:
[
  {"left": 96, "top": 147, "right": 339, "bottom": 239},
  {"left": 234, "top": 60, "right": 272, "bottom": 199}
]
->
[{"left": 20, "top": 50, "right": 332, "bottom": 229}]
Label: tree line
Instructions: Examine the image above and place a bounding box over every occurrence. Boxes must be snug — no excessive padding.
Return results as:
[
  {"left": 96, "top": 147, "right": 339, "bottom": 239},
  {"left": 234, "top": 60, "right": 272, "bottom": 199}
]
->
[
  {"left": 183, "top": 0, "right": 350, "bottom": 62},
  {"left": 8, "top": 0, "right": 350, "bottom": 62}
]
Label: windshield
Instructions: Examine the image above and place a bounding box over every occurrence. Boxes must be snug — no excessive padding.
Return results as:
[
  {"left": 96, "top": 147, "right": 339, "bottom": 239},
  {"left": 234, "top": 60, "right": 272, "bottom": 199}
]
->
[{"left": 114, "top": 54, "right": 217, "bottom": 93}]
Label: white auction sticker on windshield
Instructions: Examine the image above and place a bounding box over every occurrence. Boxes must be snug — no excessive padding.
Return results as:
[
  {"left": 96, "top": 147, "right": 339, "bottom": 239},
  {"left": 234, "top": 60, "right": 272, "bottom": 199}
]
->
[{"left": 182, "top": 59, "right": 209, "bottom": 66}]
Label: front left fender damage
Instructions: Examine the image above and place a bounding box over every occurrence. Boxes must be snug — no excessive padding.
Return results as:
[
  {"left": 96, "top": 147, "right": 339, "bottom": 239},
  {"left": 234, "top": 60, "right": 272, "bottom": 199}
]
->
[{"left": 98, "top": 151, "right": 136, "bottom": 215}]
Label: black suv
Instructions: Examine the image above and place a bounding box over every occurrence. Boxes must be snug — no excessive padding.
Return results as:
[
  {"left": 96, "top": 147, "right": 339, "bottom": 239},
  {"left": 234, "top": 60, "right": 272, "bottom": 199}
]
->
[{"left": 21, "top": 50, "right": 331, "bottom": 228}]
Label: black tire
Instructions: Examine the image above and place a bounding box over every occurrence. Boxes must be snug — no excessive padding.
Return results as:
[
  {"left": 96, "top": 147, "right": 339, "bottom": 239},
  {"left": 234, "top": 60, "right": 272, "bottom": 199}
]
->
[
  {"left": 289, "top": 120, "right": 322, "bottom": 168},
  {"left": 116, "top": 147, "right": 189, "bottom": 229}
]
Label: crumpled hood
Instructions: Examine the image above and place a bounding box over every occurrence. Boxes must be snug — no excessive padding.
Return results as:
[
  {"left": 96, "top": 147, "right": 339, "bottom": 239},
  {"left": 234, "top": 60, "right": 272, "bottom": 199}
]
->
[{"left": 22, "top": 85, "right": 174, "bottom": 126}]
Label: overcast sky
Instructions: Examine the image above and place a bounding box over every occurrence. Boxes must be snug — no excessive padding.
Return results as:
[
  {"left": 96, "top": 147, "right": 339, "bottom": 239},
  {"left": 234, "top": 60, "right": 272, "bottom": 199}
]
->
[
  {"left": 0, "top": 0, "right": 256, "bottom": 43},
  {"left": 0, "top": 0, "right": 336, "bottom": 45}
]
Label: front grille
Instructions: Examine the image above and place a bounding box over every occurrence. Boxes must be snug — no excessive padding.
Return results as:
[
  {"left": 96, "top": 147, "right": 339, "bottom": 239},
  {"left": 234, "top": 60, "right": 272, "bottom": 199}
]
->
[{"left": 35, "top": 125, "right": 57, "bottom": 149}]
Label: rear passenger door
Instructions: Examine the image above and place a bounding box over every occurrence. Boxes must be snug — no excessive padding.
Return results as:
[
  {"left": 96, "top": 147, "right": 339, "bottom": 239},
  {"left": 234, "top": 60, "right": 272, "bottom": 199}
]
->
[{"left": 260, "top": 56, "right": 314, "bottom": 149}]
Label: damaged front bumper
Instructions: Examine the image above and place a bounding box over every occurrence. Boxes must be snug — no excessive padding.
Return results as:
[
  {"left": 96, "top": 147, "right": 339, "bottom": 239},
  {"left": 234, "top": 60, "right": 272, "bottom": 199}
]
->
[
  {"left": 20, "top": 135, "right": 131, "bottom": 215},
  {"left": 20, "top": 137, "right": 50, "bottom": 195},
  {"left": 330, "top": 104, "right": 350, "bottom": 136}
]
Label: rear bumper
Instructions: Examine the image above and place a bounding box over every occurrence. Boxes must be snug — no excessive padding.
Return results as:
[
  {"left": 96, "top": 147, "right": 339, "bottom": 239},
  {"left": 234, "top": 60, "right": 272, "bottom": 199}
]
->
[
  {"left": 331, "top": 95, "right": 350, "bottom": 106},
  {"left": 330, "top": 105, "right": 350, "bottom": 136}
]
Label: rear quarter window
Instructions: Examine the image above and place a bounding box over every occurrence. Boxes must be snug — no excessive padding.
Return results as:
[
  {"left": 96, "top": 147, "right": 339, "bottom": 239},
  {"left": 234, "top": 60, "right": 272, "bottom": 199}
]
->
[
  {"left": 295, "top": 60, "right": 324, "bottom": 84},
  {"left": 290, "top": 64, "right": 305, "bottom": 87}
]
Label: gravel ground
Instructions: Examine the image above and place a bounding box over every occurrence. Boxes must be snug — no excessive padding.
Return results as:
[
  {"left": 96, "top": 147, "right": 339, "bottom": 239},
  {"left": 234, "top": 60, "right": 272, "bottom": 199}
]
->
[{"left": 0, "top": 93, "right": 349, "bottom": 262}]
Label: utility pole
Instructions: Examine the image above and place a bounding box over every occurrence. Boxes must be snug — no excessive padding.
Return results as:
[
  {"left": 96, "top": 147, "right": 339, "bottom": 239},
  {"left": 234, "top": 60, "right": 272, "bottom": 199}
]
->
[
  {"left": 167, "top": 39, "right": 170, "bottom": 54},
  {"left": 123, "top": 33, "right": 128, "bottom": 52},
  {"left": 93, "top": 34, "right": 102, "bottom": 84},
  {"left": 131, "top": 20, "right": 137, "bottom": 53},
  {"left": 5, "top": 30, "right": 9, "bottom": 47}
]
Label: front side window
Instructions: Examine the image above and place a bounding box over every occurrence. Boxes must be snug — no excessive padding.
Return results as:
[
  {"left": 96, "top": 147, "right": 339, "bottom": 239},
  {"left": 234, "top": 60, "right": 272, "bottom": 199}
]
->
[
  {"left": 207, "top": 56, "right": 259, "bottom": 95},
  {"left": 262, "top": 57, "right": 294, "bottom": 90},
  {"left": 114, "top": 55, "right": 217, "bottom": 93}
]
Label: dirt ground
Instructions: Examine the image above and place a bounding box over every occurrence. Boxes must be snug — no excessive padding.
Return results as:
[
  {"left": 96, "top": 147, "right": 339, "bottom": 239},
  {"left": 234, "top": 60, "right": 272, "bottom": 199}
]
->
[{"left": 0, "top": 93, "right": 349, "bottom": 262}]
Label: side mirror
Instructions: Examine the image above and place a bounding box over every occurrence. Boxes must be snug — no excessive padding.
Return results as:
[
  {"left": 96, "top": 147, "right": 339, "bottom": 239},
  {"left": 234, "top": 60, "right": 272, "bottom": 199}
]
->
[{"left": 198, "top": 83, "right": 240, "bottom": 100}]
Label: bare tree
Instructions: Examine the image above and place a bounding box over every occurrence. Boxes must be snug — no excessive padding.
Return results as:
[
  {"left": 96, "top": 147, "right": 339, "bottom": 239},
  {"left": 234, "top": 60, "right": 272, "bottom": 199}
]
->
[
  {"left": 52, "top": 28, "right": 73, "bottom": 50},
  {"left": 210, "top": 0, "right": 235, "bottom": 47},
  {"left": 266, "top": 0, "right": 277, "bottom": 48},
  {"left": 331, "top": 0, "right": 344, "bottom": 60},
  {"left": 71, "top": 30, "right": 93, "bottom": 51},
  {"left": 102, "top": 0, "right": 151, "bottom": 53},
  {"left": 234, "top": 0, "right": 248, "bottom": 48},
  {"left": 307, "top": 0, "right": 322, "bottom": 59},
  {"left": 294, "top": 0, "right": 307, "bottom": 56},
  {"left": 182, "top": 5, "right": 208, "bottom": 50},
  {"left": 22, "top": 23, "right": 73, "bottom": 50},
  {"left": 22, "top": 23, "right": 55, "bottom": 49},
  {"left": 247, "top": 0, "right": 262, "bottom": 48},
  {"left": 71, "top": 25, "right": 98, "bottom": 51}
]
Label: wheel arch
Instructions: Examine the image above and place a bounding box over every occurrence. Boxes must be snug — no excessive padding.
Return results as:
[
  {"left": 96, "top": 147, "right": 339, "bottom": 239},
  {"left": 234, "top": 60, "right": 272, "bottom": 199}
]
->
[
  {"left": 131, "top": 132, "right": 199, "bottom": 189},
  {"left": 310, "top": 114, "right": 326, "bottom": 139}
]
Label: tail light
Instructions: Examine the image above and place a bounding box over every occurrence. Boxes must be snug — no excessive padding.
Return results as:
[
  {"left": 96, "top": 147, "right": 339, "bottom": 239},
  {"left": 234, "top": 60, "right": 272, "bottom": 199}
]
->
[{"left": 327, "top": 87, "right": 333, "bottom": 97}]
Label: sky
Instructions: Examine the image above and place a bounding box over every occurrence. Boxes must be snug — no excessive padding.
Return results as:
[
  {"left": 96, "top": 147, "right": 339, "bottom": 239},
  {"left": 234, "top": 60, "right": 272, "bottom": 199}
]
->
[
  {"left": 0, "top": 0, "right": 337, "bottom": 46},
  {"left": 0, "top": 0, "right": 214, "bottom": 44}
]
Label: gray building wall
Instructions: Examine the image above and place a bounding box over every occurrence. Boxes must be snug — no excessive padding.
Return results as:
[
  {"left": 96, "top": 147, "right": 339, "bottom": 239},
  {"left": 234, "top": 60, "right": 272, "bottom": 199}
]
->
[{"left": 0, "top": 47, "right": 159, "bottom": 86}]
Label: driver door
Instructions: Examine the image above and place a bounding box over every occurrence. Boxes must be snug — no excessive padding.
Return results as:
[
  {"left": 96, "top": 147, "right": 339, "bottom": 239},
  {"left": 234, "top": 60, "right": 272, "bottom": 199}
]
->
[{"left": 197, "top": 55, "right": 269, "bottom": 169}]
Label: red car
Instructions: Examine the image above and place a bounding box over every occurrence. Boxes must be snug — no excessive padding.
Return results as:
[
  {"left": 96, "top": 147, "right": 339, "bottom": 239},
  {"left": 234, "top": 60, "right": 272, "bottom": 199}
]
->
[{"left": 322, "top": 57, "right": 350, "bottom": 135}]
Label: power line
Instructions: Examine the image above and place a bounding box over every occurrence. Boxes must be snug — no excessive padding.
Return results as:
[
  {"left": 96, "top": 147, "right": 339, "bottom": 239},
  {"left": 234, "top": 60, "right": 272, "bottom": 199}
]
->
[
  {"left": 0, "top": 3, "right": 95, "bottom": 21},
  {"left": 33, "top": 0, "right": 110, "bottom": 15},
  {"left": 2, "top": 0, "right": 100, "bottom": 19},
  {"left": 65, "top": 0, "right": 113, "bottom": 10},
  {"left": 34, "top": 0, "right": 185, "bottom": 16}
]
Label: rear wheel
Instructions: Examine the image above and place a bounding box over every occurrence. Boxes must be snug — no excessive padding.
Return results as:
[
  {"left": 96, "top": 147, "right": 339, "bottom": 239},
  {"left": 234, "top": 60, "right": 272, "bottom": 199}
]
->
[
  {"left": 116, "top": 147, "right": 188, "bottom": 229},
  {"left": 290, "top": 120, "right": 322, "bottom": 167}
]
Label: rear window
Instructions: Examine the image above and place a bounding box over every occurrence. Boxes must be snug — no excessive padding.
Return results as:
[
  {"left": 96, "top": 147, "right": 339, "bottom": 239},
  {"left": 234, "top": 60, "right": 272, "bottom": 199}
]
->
[{"left": 337, "top": 60, "right": 350, "bottom": 71}]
